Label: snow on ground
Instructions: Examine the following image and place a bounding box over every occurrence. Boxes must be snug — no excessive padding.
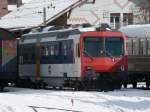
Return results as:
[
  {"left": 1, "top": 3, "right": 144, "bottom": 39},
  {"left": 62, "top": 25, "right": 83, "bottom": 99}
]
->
[
  {"left": 22, "top": 0, "right": 32, "bottom": 4},
  {"left": 0, "top": 87, "right": 150, "bottom": 112}
]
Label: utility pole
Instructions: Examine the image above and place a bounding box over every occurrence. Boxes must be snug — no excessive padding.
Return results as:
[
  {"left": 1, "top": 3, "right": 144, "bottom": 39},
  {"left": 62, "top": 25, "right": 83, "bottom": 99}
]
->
[
  {"left": 43, "top": 0, "right": 46, "bottom": 26},
  {"left": 148, "top": 0, "right": 150, "bottom": 23},
  {"left": 43, "top": 7, "right": 46, "bottom": 26}
]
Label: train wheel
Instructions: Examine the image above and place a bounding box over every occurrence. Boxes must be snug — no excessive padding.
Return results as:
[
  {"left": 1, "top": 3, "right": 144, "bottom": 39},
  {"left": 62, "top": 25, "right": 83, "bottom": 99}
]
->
[
  {"left": 146, "top": 82, "right": 150, "bottom": 88},
  {"left": 71, "top": 81, "right": 83, "bottom": 91},
  {"left": 0, "top": 86, "right": 4, "bottom": 92},
  {"left": 132, "top": 82, "right": 137, "bottom": 88},
  {"left": 123, "top": 83, "right": 127, "bottom": 88},
  {"left": 113, "top": 81, "right": 122, "bottom": 90}
]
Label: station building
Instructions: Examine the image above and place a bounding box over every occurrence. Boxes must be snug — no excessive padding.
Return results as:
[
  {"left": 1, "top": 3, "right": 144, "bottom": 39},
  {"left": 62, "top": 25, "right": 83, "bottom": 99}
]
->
[
  {"left": 68, "top": 0, "right": 150, "bottom": 29},
  {"left": 0, "top": 0, "right": 150, "bottom": 31}
]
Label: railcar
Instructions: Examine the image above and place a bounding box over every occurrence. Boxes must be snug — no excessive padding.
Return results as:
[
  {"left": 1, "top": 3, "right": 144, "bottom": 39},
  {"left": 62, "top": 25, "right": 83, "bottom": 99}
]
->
[
  {"left": 0, "top": 28, "right": 17, "bottom": 90},
  {"left": 120, "top": 24, "right": 150, "bottom": 88},
  {"left": 18, "top": 27, "right": 128, "bottom": 90}
]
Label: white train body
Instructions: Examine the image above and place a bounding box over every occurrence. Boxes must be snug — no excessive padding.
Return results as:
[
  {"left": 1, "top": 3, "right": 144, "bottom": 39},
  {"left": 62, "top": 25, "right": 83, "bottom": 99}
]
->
[
  {"left": 119, "top": 24, "right": 150, "bottom": 38},
  {"left": 19, "top": 29, "right": 81, "bottom": 86}
]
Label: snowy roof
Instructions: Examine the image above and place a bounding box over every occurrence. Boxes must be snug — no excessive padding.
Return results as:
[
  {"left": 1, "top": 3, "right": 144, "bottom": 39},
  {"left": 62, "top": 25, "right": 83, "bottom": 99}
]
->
[
  {"left": 0, "top": 0, "right": 85, "bottom": 29},
  {"left": 22, "top": 0, "right": 32, "bottom": 4},
  {"left": 119, "top": 24, "right": 150, "bottom": 38},
  {"left": 8, "top": 5, "right": 17, "bottom": 11}
]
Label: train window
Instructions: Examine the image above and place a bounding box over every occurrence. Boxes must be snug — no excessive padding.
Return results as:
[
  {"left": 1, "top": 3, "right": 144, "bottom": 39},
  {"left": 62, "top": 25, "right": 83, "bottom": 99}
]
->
[
  {"left": 147, "top": 39, "right": 150, "bottom": 55},
  {"left": 127, "top": 39, "right": 133, "bottom": 55},
  {"left": 139, "top": 39, "right": 147, "bottom": 56},
  {"left": 46, "top": 47, "right": 49, "bottom": 56},
  {"left": 40, "top": 40, "right": 73, "bottom": 64},
  {"left": 62, "top": 44, "right": 67, "bottom": 57},
  {"left": 132, "top": 39, "right": 140, "bottom": 56},
  {"left": 84, "top": 37, "right": 104, "bottom": 57},
  {"left": 61, "top": 40, "right": 74, "bottom": 63},
  {"left": 0, "top": 41, "right": 1, "bottom": 64},
  {"left": 105, "top": 37, "right": 124, "bottom": 56},
  {"left": 20, "top": 44, "right": 35, "bottom": 64},
  {"left": 84, "top": 37, "right": 124, "bottom": 57},
  {"left": 76, "top": 43, "right": 80, "bottom": 58},
  {"left": 50, "top": 45, "right": 55, "bottom": 56},
  {"left": 40, "top": 45, "right": 46, "bottom": 56},
  {"left": 76, "top": 44, "right": 78, "bottom": 57},
  {"left": 54, "top": 45, "right": 59, "bottom": 56}
]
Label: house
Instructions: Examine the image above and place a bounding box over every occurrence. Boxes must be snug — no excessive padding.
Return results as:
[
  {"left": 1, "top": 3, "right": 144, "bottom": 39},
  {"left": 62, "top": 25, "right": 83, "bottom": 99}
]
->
[{"left": 68, "top": 0, "right": 150, "bottom": 29}]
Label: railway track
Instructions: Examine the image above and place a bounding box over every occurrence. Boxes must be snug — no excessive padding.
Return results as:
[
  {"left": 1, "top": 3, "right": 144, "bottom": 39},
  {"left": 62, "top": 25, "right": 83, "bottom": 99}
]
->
[{"left": 28, "top": 106, "right": 82, "bottom": 112}]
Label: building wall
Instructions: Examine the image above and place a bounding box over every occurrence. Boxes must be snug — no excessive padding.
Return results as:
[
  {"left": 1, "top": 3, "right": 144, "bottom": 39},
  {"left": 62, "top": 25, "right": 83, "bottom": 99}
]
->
[
  {"left": 68, "top": 0, "right": 150, "bottom": 29},
  {"left": 0, "top": 0, "right": 8, "bottom": 17}
]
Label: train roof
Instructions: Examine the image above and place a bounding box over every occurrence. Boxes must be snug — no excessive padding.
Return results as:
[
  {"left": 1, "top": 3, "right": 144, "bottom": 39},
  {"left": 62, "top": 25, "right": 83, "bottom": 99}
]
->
[
  {"left": 119, "top": 24, "right": 150, "bottom": 38},
  {"left": 22, "top": 28, "right": 81, "bottom": 40},
  {"left": 0, "top": 28, "right": 17, "bottom": 39},
  {"left": 22, "top": 26, "right": 123, "bottom": 39}
]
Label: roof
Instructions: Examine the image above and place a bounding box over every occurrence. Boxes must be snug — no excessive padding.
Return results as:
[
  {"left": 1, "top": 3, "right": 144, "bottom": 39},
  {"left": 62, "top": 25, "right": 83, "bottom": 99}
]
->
[
  {"left": 119, "top": 24, "right": 150, "bottom": 38},
  {"left": 0, "top": 28, "right": 17, "bottom": 39},
  {"left": 0, "top": 0, "right": 85, "bottom": 29}
]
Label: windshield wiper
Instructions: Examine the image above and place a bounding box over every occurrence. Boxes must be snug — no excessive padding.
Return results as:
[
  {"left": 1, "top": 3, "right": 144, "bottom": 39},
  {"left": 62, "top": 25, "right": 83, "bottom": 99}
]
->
[
  {"left": 83, "top": 50, "right": 94, "bottom": 61},
  {"left": 105, "top": 50, "right": 114, "bottom": 58}
]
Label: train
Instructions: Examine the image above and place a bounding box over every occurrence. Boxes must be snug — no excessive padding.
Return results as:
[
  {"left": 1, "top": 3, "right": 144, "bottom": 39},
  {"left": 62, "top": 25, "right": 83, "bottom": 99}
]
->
[
  {"left": 119, "top": 24, "right": 150, "bottom": 88},
  {"left": 17, "top": 26, "right": 128, "bottom": 90},
  {"left": 0, "top": 28, "right": 17, "bottom": 91}
]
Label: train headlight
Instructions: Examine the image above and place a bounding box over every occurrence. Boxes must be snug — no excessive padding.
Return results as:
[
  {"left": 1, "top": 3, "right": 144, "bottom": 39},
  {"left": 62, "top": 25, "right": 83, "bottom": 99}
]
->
[
  {"left": 117, "top": 65, "right": 125, "bottom": 71},
  {"left": 86, "top": 66, "right": 92, "bottom": 70},
  {"left": 121, "top": 65, "right": 125, "bottom": 71}
]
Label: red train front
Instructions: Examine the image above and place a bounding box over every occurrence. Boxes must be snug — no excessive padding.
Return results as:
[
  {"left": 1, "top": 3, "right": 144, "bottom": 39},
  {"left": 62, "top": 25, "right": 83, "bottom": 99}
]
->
[{"left": 80, "top": 31, "right": 128, "bottom": 90}]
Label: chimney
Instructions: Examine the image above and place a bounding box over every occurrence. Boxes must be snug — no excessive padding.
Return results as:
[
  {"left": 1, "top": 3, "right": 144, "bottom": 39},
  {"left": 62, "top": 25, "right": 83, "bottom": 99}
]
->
[
  {"left": 17, "top": 0, "right": 22, "bottom": 7},
  {"left": 0, "top": 0, "right": 8, "bottom": 17}
]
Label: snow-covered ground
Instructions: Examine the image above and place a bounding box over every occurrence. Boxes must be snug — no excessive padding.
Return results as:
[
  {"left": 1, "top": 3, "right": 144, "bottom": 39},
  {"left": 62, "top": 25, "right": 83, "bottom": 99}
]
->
[
  {"left": 22, "top": 0, "right": 32, "bottom": 4},
  {"left": 0, "top": 87, "right": 150, "bottom": 112}
]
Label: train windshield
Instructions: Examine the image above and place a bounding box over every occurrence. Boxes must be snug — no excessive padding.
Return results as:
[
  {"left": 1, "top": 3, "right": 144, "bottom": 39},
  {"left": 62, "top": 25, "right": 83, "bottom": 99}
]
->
[{"left": 84, "top": 37, "right": 124, "bottom": 57}]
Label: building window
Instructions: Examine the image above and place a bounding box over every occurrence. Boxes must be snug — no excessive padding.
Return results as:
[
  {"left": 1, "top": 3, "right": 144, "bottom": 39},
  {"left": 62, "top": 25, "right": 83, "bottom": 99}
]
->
[
  {"left": 86, "top": 0, "right": 95, "bottom": 4},
  {"left": 8, "top": 0, "right": 17, "bottom": 5},
  {"left": 110, "top": 13, "right": 120, "bottom": 29},
  {"left": 123, "top": 13, "right": 133, "bottom": 26}
]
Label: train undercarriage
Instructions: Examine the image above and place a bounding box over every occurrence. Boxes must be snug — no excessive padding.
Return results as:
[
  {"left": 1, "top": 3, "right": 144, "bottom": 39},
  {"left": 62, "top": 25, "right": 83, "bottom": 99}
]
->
[
  {"left": 128, "top": 72, "right": 150, "bottom": 88},
  {"left": 15, "top": 71, "right": 128, "bottom": 91}
]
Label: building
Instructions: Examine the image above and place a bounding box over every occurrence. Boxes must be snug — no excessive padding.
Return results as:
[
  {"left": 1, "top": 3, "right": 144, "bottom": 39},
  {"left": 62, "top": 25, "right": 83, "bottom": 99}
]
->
[
  {"left": 0, "top": 0, "right": 85, "bottom": 29},
  {"left": 68, "top": 0, "right": 150, "bottom": 29},
  {"left": 8, "top": 0, "right": 22, "bottom": 12},
  {"left": 0, "top": 0, "right": 85, "bottom": 38},
  {"left": 0, "top": 0, "right": 22, "bottom": 17},
  {"left": 0, "top": 0, "right": 8, "bottom": 17}
]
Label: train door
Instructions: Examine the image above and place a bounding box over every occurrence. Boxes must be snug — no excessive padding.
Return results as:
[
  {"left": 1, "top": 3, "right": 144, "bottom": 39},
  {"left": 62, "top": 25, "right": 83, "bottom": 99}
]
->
[
  {"left": 72, "top": 37, "right": 81, "bottom": 78},
  {"left": 19, "top": 43, "right": 36, "bottom": 80},
  {"left": 35, "top": 42, "right": 41, "bottom": 81},
  {"left": 59, "top": 39, "right": 74, "bottom": 78}
]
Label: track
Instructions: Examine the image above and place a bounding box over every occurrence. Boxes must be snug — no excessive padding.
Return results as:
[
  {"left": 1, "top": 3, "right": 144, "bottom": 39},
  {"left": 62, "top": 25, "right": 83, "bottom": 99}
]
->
[
  {"left": 1, "top": 87, "right": 150, "bottom": 112},
  {"left": 28, "top": 106, "right": 82, "bottom": 112}
]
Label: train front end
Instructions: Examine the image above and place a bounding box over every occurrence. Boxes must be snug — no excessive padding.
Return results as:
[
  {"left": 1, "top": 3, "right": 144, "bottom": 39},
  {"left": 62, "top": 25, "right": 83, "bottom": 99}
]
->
[
  {"left": 0, "top": 28, "right": 17, "bottom": 91},
  {"left": 80, "top": 31, "right": 128, "bottom": 90}
]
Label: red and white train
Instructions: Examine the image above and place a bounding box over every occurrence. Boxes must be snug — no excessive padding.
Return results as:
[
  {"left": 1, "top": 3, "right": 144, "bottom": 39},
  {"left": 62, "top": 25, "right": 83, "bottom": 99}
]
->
[{"left": 18, "top": 26, "right": 128, "bottom": 90}]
